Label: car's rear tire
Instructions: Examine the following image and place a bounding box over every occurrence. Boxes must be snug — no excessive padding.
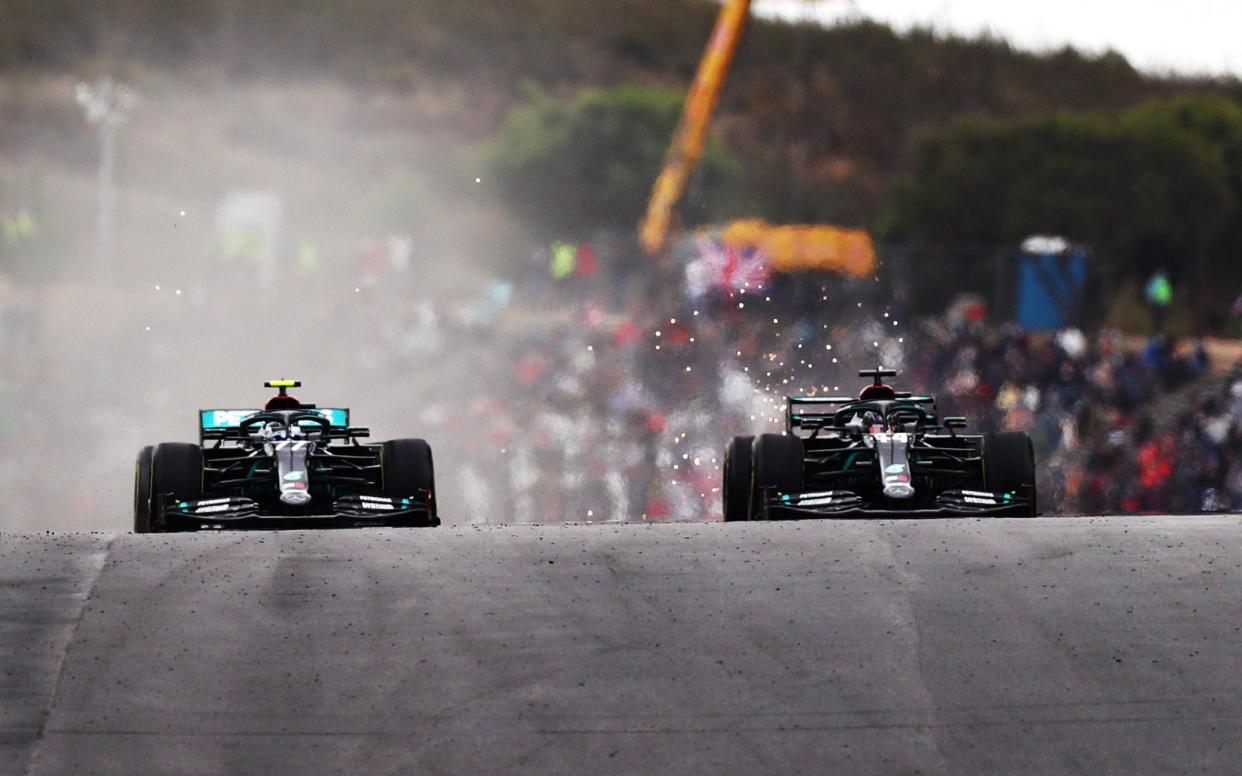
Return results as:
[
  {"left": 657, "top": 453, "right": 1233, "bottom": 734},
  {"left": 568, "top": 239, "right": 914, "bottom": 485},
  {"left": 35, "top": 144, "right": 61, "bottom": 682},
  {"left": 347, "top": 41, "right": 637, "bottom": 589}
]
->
[
  {"left": 152, "top": 442, "right": 204, "bottom": 532},
  {"left": 983, "top": 431, "right": 1037, "bottom": 516},
  {"left": 133, "top": 446, "right": 154, "bottom": 533},
  {"left": 751, "top": 434, "right": 804, "bottom": 520},
  {"left": 382, "top": 438, "right": 437, "bottom": 524},
  {"left": 723, "top": 436, "right": 754, "bottom": 522}
]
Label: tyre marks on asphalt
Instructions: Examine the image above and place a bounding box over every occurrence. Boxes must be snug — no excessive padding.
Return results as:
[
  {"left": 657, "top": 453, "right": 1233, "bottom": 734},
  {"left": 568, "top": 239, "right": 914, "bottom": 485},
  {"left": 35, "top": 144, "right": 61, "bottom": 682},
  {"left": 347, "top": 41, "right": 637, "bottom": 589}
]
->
[
  {"left": 0, "top": 533, "right": 112, "bottom": 776},
  {"left": 876, "top": 517, "right": 1242, "bottom": 774},
  {"left": 8, "top": 519, "right": 1242, "bottom": 774}
]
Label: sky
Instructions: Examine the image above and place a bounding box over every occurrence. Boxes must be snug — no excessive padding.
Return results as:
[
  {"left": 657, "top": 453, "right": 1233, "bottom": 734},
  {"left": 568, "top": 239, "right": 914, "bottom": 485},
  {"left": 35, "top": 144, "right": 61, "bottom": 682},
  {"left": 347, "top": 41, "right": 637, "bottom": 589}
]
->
[{"left": 752, "top": 0, "right": 1241, "bottom": 78}]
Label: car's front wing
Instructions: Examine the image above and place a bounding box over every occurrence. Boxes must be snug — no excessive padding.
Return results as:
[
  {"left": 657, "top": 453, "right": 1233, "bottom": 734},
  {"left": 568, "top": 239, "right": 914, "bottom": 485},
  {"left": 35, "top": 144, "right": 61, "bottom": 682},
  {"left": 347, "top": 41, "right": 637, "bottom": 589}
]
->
[
  {"left": 157, "top": 494, "right": 439, "bottom": 528},
  {"left": 759, "top": 488, "right": 1035, "bottom": 519}
]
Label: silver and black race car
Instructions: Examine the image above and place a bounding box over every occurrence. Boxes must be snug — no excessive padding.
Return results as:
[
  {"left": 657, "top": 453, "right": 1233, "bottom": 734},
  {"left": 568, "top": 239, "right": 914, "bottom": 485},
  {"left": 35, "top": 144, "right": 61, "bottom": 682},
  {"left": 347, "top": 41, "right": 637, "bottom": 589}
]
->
[
  {"left": 133, "top": 380, "right": 438, "bottom": 532},
  {"left": 723, "top": 368, "right": 1037, "bottom": 520}
]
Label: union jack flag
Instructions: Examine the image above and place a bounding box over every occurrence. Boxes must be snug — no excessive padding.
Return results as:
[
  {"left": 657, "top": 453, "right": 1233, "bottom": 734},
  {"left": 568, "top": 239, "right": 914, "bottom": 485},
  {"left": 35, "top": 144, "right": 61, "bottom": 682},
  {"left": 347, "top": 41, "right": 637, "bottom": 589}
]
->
[{"left": 685, "top": 236, "right": 770, "bottom": 298}]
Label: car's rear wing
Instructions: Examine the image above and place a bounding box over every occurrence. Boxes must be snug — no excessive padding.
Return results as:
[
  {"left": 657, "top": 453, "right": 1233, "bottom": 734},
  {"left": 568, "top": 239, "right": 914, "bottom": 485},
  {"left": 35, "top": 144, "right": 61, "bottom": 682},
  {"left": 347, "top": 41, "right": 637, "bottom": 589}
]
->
[
  {"left": 200, "top": 408, "right": 350, "bottom": 430},
  {"left": 785, "top": 394, "right": 937, "bottom": 434},
  {"left": 198, "top": 407, "right": 360, "bottom": 444}
]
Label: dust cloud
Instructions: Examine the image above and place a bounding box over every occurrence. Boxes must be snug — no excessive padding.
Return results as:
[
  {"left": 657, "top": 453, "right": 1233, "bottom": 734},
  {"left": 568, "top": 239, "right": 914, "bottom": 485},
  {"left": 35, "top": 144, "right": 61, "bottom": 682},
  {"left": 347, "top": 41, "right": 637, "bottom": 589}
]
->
[{"left": 1, "top": 73, "right": 517, "bottom": 531}]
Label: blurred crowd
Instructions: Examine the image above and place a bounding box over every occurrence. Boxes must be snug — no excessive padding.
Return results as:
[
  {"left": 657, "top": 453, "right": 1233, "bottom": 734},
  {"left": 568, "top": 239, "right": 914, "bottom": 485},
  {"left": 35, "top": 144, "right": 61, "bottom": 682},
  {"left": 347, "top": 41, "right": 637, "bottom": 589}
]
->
[{"left": 908, "top": 320, "right": 1241, "bottom": 514}]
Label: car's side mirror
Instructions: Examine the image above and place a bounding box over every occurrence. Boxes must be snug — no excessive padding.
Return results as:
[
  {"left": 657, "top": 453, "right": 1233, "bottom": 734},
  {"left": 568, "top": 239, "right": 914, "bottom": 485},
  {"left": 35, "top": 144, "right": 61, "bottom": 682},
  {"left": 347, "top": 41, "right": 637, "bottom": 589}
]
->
[{"left": 943, "top": 417, "right": 967, "bottom": 430}]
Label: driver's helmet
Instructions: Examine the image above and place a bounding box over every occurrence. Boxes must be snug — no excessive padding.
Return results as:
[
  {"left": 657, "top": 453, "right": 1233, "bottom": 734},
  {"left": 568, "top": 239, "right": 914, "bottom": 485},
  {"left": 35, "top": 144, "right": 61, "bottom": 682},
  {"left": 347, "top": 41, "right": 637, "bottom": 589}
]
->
[
  {"left": 859, "top": 383, "right": 897, "bottom": 401},
  {"left": 265, "top": 393, "right": 302, "bottom": 411}
]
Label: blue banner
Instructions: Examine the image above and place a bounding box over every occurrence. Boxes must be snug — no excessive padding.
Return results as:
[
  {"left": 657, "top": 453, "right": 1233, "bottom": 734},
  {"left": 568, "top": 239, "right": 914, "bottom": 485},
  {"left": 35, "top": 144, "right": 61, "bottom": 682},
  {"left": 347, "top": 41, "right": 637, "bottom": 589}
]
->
[{"left": 1016, "top": 247, "right": 1087, "bottom": 330}]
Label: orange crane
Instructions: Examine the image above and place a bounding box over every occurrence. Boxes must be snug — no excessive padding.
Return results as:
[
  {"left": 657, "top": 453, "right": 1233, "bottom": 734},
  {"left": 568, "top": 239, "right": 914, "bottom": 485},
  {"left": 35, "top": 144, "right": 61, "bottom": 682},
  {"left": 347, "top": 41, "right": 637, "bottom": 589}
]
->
[
  {"left": 639, "top": 0, "right": 752, "bottom": 257},
  {"left": 641, "top": 1, "right": 876, "bottom": 277}
]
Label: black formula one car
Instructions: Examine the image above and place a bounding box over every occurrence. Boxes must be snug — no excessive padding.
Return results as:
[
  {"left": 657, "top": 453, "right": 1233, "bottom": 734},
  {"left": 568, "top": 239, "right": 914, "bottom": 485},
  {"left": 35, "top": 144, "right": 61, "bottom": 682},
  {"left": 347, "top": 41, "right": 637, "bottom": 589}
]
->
[
  {"left": 723, "top": 368, "right": 1037, "bottom": 520},
  {"left": 133, "top": 380, "right": 438, "bottom": 532}
]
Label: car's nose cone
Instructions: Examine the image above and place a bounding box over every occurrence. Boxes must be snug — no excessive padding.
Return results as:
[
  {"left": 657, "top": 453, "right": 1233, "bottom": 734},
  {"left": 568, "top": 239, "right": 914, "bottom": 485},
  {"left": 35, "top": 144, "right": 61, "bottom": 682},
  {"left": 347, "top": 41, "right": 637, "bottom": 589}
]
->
[
  {"left": 883, "top": 482, "right": 915, "bottom": 499},
  {"left": 280, "top": 490, "right": 312, "bottom": 506}
]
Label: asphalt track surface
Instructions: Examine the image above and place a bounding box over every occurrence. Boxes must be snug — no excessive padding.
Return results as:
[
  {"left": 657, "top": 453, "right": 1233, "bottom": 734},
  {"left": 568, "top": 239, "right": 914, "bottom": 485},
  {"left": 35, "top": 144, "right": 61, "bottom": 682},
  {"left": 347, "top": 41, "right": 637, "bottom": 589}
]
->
[{"left": 3, "top": 517, "right": 1242, "bottom": 775}]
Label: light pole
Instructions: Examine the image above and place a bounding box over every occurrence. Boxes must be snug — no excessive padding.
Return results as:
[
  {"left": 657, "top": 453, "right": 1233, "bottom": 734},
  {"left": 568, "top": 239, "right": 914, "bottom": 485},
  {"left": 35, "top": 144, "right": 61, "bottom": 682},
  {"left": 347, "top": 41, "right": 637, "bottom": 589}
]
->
[{"left": 75, "top": 77, "right": 139, "bottom": 283}]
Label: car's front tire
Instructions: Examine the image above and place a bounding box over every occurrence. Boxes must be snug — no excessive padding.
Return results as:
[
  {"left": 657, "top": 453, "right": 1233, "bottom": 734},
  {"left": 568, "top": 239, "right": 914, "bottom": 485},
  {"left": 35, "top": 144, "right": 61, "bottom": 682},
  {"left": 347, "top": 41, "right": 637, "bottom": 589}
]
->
[
  {"left": 133, "top": 446, "right": 154, "bottom": 533},
  {"left": 751, "top": 434, "right": 804, "bottom": 520},
  {"left": 382, "top": 438, "right": 438, "bottom": 525},
  {"left": 152, "top": 442, "right": 204, "bottom": 532},
  {"left": 983, "top": 431, "right": 1037, "bottom": 516},
  {"left": 723, "top": 436, "right": 754, "bottom": 522}
]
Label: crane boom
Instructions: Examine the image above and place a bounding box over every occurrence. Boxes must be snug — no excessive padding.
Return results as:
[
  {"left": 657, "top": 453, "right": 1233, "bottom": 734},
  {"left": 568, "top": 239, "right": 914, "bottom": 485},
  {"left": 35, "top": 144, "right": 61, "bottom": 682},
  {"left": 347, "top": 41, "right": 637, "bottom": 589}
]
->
[{"left": 639, "top": 0, "right": 751, "bottom": 256}]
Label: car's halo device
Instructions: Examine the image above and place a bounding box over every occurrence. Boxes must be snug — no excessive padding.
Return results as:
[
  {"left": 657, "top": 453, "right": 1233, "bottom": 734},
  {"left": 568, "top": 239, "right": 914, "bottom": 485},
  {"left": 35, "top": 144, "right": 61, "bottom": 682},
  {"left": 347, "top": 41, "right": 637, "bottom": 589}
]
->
[
  {"left": 133, "top": 380, "right": 439, "bottom": 532},
  {"left": 721, "top": 367, "right": 1038, "bottom": 521}
]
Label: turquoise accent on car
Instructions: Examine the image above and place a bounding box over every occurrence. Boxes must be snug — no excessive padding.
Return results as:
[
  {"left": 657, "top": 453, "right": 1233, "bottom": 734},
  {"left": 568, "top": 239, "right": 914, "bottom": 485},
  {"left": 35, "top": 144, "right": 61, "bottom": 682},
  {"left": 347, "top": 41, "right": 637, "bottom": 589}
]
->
[{"left": 200, "top": 407, "right": 350, "bottom": 430}]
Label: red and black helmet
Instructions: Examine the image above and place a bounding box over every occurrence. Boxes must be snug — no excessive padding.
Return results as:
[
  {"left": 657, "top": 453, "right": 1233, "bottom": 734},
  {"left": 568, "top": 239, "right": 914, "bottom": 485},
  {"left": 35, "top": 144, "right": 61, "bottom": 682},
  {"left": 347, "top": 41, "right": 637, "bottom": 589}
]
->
[
  {"left": 858, "top": 367, "right": 898, "bottom": 400},
  {"left": 264, "top": 379, "right": 302, "bottom": 411}
]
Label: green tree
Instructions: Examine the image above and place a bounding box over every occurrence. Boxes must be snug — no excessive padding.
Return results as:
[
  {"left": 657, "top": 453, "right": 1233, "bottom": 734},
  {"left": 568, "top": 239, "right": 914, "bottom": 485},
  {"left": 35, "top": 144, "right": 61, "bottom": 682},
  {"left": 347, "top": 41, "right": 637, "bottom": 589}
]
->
[
  {"left": 1122, "top": 96, "right": 1242, "bottom": 327},
  {"left": 884, "top": 102, "right": 1238, "bottom": 323},
  {"left": 478, "top": 84, "right": 741, "bottom": 239}
]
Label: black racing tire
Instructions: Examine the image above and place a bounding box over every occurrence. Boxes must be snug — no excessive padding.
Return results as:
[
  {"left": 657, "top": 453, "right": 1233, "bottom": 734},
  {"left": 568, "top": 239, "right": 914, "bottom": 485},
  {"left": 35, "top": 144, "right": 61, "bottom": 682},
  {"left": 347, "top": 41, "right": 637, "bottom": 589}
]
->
[
  {"left": 722, "top": 436, "right": 754, "bottom": 522},
  {"left": 983, "top": 431, "right": 1038, "bottom": 516},
  {"left": 750, "top": 433, "right": 804, "bottom": 520},
  {"left": 382, "top": 438, "right": 437, "bottom": 523},
  {"left": 133, "top": 446, "right": 155, "bottom": 533},
  {"left": 153, "top": 443, "right": 203, "bottom": 532}
]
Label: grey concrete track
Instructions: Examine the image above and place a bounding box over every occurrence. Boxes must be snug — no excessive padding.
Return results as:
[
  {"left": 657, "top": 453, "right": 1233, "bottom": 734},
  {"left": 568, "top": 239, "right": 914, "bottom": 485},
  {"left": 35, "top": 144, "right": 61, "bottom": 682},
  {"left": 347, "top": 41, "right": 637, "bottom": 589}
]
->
[{"left": 3, "top": 517, "right": 1242, "bottom": 775}]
